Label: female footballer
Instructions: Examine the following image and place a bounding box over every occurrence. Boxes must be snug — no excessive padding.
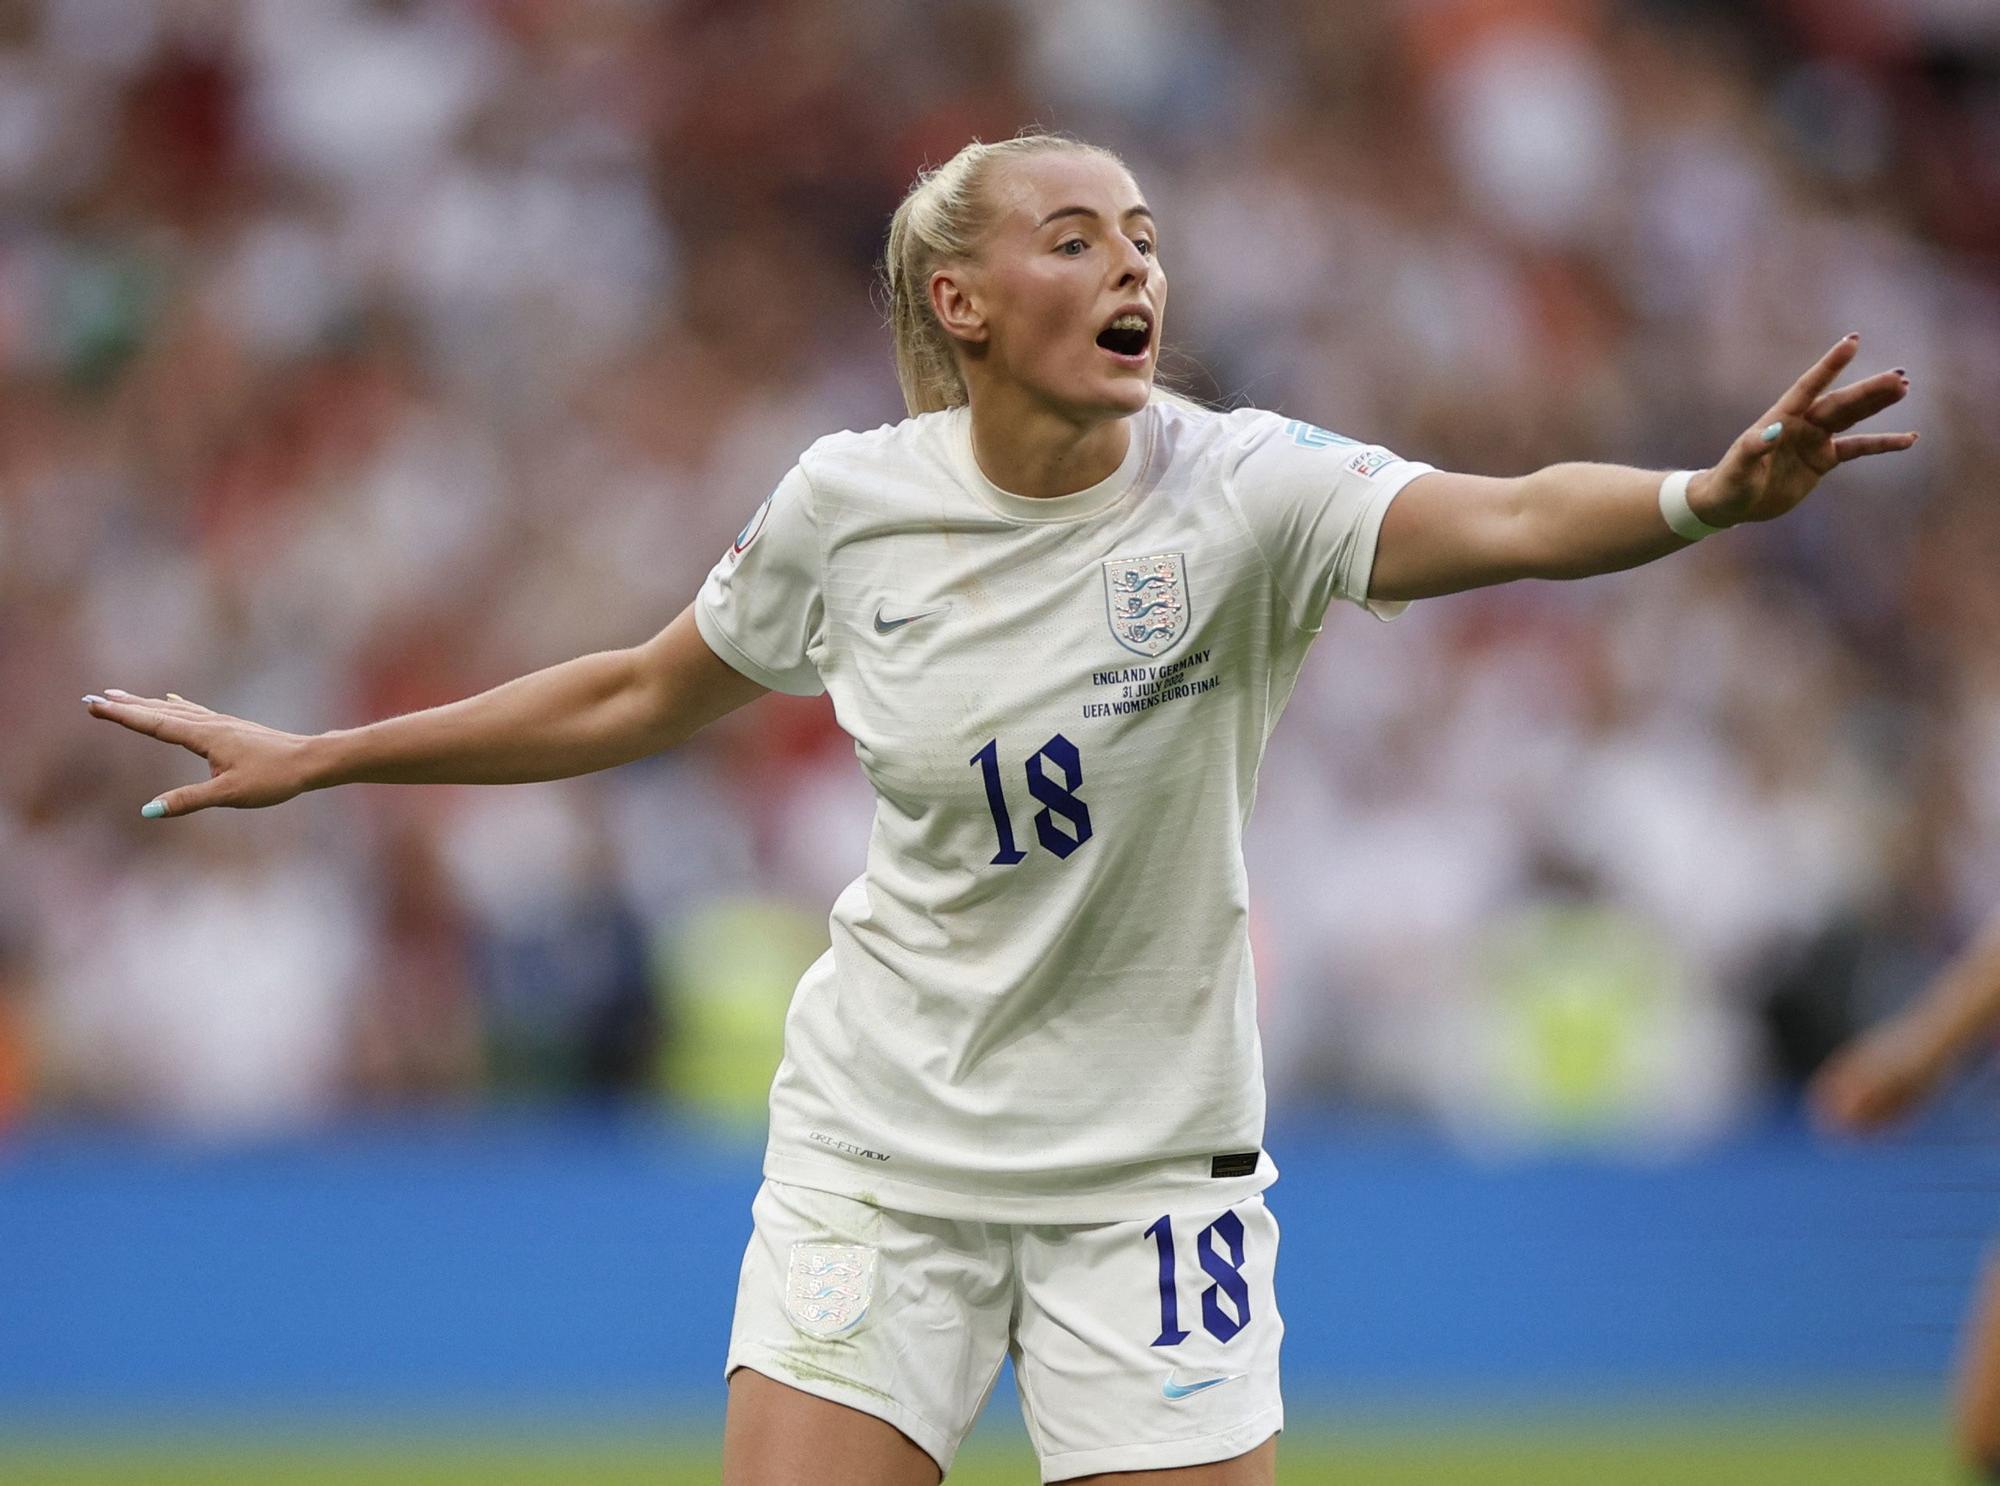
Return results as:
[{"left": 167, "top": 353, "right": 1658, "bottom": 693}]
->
[
  {"left": 1814, "top": 907, "right": 2000, "bottom": 1479},
  {"left": 87, "top": 133, "right": 1915, "bottom": 1484}
]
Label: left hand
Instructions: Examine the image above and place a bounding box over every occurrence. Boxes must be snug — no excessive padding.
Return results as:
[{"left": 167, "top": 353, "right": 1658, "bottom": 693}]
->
[
  {"left": 1688, "top": 334, "right": 1917, "bottom": 526},
  {"left": 85, "top": 688, "right": 315, "bottom": 817}
]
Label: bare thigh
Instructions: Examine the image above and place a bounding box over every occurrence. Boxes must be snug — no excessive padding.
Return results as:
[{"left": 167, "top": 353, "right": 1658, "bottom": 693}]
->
[
  {"left": 1066, "top": 1434, "right": 1278, "bottom": 1486},
  {"left": 722, "top": 1367, "right": 943, "bottom": 1486},
  {"left": 1956, "top": 1251, "right": 2000, "bottom": 1473}
]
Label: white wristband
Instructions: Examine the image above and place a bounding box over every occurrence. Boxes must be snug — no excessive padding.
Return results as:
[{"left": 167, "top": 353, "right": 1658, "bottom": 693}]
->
[{"left": 1659, "top": 469, "right": 1723, "bottom": 542}]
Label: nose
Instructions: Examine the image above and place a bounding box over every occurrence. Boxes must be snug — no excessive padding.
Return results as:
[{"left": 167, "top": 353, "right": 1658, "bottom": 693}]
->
[{"left": 1113, "top": 237, "right": 1150, "bottom": 289}]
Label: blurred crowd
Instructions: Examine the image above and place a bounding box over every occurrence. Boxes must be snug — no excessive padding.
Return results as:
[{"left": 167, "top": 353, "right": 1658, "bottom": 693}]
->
[{"left": 4, "top": 0, "right": 1999, "bottom": 1146}]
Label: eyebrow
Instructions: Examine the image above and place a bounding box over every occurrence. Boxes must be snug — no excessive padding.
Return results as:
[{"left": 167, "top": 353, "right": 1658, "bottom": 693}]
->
[{"left": 1035, "top": 204, "right": 1156, "bottom": 229}]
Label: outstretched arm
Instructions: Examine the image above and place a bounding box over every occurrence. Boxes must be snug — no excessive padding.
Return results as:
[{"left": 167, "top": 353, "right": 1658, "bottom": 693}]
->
[
  {"left": 84, "top": 602, "right": 769, "bottom": 818},
  {"left": 1811, "top": 909, "right": 2000, "bottom": 1133},
  {"left": 1369, "top": 334, "right": 1916, "bottom": 601}
]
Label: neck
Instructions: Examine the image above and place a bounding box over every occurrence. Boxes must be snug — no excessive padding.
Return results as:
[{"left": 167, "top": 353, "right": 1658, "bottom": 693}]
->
[{"left": 965, "top": 384, "right": 1132, "bottom": 500}]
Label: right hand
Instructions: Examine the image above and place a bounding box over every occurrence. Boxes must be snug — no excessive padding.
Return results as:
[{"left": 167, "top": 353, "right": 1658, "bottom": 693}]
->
[
  {"left": 85, "top": 688, "right": 316, "bottom": 818},
  {"left": 1808, "top": 1018, "right": 1949, "bottom": 1134},
  {"left": 1683, "top": 334, "right": 1915, "bottom": 529}
]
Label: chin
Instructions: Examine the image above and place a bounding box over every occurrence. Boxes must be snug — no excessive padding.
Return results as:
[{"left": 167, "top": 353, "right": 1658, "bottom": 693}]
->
[
  {"left": 1110, "top": 377, "right": 1154, "bottom": 411},
  {"left": 1027, "top": 365, "right": 1155, "bottom": 423},
  {"left": 1083, "top": 372, "right": 1154, "bottom": 417}
]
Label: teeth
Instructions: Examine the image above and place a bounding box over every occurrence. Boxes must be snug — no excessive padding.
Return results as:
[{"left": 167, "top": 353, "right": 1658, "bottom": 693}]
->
[{"left": 1108, "top": 314, "right": 1149, "bottom": 332}]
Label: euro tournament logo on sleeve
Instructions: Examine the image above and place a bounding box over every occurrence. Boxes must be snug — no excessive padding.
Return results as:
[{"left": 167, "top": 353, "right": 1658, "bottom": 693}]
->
[
  {"left": 1102, "top": 552, "right": 1190, "bottom": 658},
  {"left": 1345, "top": 448, "right": 1393, "bottom": 480}
]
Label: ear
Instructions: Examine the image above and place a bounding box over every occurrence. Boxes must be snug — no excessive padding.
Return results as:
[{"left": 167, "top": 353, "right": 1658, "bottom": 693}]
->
[{"left": 929, "top": 267, "right": 988, "bottom": 347}]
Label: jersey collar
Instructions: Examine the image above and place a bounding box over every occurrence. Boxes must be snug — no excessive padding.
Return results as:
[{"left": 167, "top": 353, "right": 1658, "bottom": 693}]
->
[{"left": 950, "top": 404, "right": 1152, "bottom": 524}]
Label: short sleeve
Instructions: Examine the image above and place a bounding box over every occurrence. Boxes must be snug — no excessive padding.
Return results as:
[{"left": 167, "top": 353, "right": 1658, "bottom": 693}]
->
[
  {"left": 694, "top": 466, "right": 827, "bottom": 696},
  {"left": 1225, "top": 412, "right": 1436, "bottom": 629}
]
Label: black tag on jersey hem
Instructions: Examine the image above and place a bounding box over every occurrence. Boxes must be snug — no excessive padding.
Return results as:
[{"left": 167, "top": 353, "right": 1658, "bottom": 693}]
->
[{"left": 1210, "top": 1151, "right": 1259, "bottom": 1179}]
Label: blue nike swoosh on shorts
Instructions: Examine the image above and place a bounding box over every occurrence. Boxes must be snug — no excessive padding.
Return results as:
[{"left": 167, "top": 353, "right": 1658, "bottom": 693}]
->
[{"left": 1162, "top": 1374, "right": 1241, "bottom": 1400}]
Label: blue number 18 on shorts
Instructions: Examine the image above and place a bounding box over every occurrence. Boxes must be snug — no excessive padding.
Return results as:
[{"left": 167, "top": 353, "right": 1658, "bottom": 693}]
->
[{"left": 1144, "top": 1210, "right": 1252, "bottom": 1345}]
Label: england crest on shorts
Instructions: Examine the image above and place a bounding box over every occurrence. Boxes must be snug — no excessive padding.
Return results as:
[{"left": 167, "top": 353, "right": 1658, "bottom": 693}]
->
[
  {"left": 1103, "top": 552, "right": 1191, "bottom": 658},
  {"left": 783, "top": 1242, "right": 877, "bottom": 1338}
]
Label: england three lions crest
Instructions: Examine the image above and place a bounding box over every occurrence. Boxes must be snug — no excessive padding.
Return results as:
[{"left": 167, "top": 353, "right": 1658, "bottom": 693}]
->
[
  {"left": 783, "top": 1242, "right": 876, "bottom": 1338},
  {"left": 1103, "top": 552, "right": 1191, "bottom": 658}
]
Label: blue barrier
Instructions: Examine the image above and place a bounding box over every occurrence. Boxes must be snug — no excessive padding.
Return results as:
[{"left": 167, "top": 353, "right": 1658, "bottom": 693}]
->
[{"left": 0, "top": 1112, "right": 1984, "bottom": 1421}]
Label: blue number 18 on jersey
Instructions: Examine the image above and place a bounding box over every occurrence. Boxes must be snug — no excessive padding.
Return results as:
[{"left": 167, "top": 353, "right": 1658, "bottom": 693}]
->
[{"left": 971, "top": 735, "right": 1093, "bottom": 865}]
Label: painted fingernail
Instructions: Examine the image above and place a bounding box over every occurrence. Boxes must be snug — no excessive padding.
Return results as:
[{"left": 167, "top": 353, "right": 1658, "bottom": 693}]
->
[
  {"left": 140, "top": 800, "right": 167, "bottom": 820},
  {"left": 83, "top": 694, "right": 107, "bottom": 707},
  {"left": 1893, "top": 368, "right": 1906, "bottom": 376},
  {"left": 1844, "top": 332, "right": 1859, "bottom": 341},
  {"left": 106, "top": 688, "right": 131, "bottom": 697},
  {"left": 1761, "top": 422, "right": 1783, "bottom": 443}
]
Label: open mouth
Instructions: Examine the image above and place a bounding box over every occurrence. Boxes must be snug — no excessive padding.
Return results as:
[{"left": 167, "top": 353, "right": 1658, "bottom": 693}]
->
[{"left": 1095, "top": 311, "right": 1153, "bottom": 360}]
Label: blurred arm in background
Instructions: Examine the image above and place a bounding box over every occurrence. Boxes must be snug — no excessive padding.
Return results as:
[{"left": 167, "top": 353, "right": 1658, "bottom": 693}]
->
[
  {"left": 1812, "top": 906, "right": 2000, "bottom": 1132},
  {"left": 82, "top": 604, "right": 767, "bottom": 818},
  {"left": 1371, "top": 336, "right": 1915, "bottom": 601}
]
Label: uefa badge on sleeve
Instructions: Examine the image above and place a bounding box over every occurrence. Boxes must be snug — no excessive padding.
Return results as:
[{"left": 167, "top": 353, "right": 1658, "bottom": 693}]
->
[
  {"left": 1102, "top": 552, "right": 1190, "bottom": 658},
  {"left": 783, "top": 1242, "right": 877, "bottom": 1338},
  {"left": 1345, "top": 448, "right": 1393, "bottom": 480},
  {"left": 731, "top": 495, "right": 772, "bottom": 555}
]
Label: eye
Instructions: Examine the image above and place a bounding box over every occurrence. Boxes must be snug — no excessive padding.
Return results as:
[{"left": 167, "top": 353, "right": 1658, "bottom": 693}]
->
[
  {"left": 1058, "top": 238, "right": 1088, "bottom": 256},
  {"left": 1134, "top": 237, "right": 1156, "bottom": 257}
]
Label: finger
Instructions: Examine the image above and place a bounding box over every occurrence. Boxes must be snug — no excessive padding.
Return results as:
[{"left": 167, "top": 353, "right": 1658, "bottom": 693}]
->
[
  {"left": 98, "top": 691, "right": 205, "bottom": 728},
  {"left": 1813, "top": 1077, "right": 1889, "bottom": 1135},
  {"left": 87, "top": 697, "right": 173, "bottom": 737},
  {"left": 1809, "top": 1092, "right": 1864, "bottom": 1138},
  {"left": 160, "top": 718, "right": 210, "bottom": 757},
  {"left": 1833, "top": 432, "right": 1919, "bottom": 463},
  {"left": 1777, "top": 333, "right": 1861, "bottom": 416},
  {"left": 1808, "top": 370, "right": 1909, "bottom": 433},
  {"left": 104, "top": 687, "right": 209, "bottom": 720},
  {"left": 142, "top": 778, "right": 229, "bottom": 820},
  {"left": 1806, "top": 1065, "right": 1856, "bottom": 1124},
  {"left": 88, "top": 700, "right": 211, "bottom": 756}
]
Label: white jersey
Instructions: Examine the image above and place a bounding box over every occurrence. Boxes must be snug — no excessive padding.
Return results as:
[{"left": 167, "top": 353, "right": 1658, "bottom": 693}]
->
[{"left": 694, "top": 397, "right": 1433, "bottom": 1222}]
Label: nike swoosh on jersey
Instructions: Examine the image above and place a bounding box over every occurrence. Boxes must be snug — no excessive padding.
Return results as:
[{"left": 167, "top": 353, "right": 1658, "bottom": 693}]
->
[
  {"left": 873, "top": 604, "right": 949, "bottom": 634},
  {"left": 1162, "top": 1372, "right": 1244, "bottom": 1400}
]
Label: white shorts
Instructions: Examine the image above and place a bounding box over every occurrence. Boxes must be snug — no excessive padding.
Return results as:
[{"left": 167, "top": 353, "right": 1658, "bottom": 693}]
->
[{"left": 724, "top": 1178, "right": 1284, "bottom": 1483}]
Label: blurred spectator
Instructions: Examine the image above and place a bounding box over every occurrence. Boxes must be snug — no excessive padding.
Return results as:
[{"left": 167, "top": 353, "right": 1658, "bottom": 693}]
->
[{"left": 8, "top": 0, "right": 1998, "bottom": 1145}]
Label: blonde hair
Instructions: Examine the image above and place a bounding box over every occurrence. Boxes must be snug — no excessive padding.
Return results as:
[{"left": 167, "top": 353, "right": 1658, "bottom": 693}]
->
[{"left": 883, "top": 131, "right": 1129, "bottom": 417}]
